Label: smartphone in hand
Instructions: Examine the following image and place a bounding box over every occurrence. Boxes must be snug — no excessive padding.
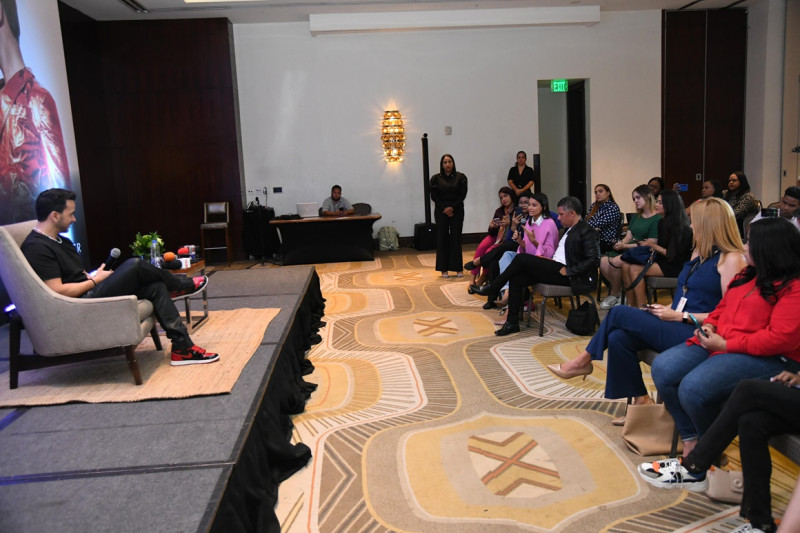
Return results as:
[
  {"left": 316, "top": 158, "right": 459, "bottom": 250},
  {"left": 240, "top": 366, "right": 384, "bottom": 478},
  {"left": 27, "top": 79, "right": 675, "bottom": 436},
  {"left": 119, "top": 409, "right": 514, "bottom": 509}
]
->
[{"left": 689, "top": 313, "right": 708, "bottom": 337}]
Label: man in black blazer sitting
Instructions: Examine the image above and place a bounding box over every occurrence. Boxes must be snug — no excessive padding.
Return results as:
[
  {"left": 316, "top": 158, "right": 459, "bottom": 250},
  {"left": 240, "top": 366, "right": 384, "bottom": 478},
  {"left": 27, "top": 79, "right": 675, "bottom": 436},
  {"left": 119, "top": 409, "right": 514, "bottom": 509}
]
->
[{"left": 476, "top": 196, "right": 600, "bottom": 336}]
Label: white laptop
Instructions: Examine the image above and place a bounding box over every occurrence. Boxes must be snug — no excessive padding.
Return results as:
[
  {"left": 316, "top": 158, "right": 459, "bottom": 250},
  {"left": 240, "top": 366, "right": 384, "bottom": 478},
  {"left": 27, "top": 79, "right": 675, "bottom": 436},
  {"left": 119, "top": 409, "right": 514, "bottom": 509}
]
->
[{"left": 296, "top": 202, "right": 320, "bottom": 218}]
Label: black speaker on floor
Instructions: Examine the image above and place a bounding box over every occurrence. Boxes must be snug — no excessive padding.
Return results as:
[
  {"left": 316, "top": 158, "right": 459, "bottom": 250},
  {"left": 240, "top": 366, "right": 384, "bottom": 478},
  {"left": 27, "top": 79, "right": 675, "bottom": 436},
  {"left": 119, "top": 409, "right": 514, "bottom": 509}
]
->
[{"left": 414, "top": 222, "right": 436, "bottom": 250}]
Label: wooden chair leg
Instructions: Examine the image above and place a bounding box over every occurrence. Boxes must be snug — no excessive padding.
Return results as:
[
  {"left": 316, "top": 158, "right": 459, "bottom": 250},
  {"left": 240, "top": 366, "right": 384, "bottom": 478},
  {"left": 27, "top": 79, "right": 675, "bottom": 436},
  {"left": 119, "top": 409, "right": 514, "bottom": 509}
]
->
[
  {"left": 9, "top": 313, "right": 21, "bottom": 389},
  {"left": 225, "top": 226, "right": 232, "bottom": 266},
  {"left": 124, "top": 345, "right": 144, "bottom": 385},
  {"left": 149, "top": 326, "right": 163, "bottom": 351}
]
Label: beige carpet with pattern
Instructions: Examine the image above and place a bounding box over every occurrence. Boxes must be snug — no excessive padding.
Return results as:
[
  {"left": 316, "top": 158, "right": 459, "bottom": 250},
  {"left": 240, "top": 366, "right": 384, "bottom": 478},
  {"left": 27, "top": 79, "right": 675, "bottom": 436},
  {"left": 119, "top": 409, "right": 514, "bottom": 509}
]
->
[
  {"left": 275, "top": 247, "right": 797, "bottom": 533},
  {"left": 0, "top": 307, "right": 278, "bottom": 406}
]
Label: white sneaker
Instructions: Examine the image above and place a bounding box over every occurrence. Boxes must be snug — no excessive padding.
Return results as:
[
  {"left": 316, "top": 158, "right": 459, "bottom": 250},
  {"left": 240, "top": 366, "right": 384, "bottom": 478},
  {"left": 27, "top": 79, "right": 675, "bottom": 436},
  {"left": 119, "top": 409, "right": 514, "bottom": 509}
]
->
[
  {"left": 600, "top": 294, "right": 621, "bottom": 310},
  {"left": 638, "top": 458, "right": 709, "bottom": 492}
]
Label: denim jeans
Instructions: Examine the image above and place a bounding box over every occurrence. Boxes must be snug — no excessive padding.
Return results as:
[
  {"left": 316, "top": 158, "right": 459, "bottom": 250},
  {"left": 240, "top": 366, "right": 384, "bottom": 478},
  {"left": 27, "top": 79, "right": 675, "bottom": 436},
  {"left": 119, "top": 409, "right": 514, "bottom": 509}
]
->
[
  {"left": 585, "top": 305, "right": 695, "bottom": 399},
  {"left": 651, "top": 343, "right": 794, "bottom": 441}
]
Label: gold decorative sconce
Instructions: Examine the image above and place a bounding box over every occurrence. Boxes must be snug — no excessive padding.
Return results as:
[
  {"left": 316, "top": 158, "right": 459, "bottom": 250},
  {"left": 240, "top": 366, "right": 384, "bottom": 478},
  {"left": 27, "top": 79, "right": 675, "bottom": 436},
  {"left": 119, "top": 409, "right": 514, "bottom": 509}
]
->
[{"left": 381, "top": 110, "right": 405, "bottom": 162}]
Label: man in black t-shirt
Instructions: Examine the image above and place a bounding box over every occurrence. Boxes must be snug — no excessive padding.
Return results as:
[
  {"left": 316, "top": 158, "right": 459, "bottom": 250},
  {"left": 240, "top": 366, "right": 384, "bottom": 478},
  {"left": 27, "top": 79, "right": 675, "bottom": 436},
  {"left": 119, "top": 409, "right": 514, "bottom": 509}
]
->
[{"left": 20, "top": 188, "right": 219, "bottom": 366}]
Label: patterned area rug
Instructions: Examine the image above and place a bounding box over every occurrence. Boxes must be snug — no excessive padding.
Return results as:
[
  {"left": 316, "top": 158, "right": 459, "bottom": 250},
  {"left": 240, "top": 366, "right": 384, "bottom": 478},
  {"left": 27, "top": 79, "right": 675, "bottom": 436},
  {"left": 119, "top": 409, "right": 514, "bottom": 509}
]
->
[{"left": 276, "top": 249, "right": 797, "bottom": 532}]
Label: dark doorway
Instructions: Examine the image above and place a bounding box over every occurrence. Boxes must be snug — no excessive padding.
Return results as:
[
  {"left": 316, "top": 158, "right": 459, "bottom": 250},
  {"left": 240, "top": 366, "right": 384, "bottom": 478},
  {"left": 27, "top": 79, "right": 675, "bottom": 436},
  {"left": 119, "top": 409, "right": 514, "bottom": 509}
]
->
[{"left": 567, "top": 80, "right": 587, "bottom": 210}]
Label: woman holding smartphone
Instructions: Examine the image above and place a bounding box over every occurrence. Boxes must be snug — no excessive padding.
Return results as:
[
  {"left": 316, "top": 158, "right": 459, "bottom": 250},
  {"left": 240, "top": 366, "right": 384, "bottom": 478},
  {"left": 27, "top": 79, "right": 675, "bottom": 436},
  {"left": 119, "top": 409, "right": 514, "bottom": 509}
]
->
[
  {"left": 651, "top": 216, "right": 800, "bottom": 456},
  {"left": 547, "top": 198, "right": 746, "bottom": 425}
]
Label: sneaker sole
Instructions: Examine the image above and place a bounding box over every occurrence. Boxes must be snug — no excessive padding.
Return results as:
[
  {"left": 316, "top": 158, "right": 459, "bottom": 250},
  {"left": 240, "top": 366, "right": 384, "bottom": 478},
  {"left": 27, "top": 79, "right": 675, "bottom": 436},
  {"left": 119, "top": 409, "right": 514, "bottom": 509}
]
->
[
  {"left": 640, "top": 472, "right": 709, "bottom": 493},
  {"left": 170, "top": 355, "right": 220, "bottom": 366}
]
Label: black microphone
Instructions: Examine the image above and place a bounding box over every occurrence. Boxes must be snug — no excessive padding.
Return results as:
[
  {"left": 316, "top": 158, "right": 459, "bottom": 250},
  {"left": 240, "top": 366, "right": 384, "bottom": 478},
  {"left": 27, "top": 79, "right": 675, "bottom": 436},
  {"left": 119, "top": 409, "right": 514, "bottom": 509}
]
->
[{"left": 103, "top": 248, "right": 121, "bottom": 270}]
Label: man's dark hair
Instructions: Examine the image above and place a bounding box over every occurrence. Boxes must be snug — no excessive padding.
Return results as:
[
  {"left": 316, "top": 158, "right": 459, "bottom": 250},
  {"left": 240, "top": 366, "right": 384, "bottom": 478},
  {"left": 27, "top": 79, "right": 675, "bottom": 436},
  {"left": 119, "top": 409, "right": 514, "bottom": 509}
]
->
[
  {"left": 331, "top": 185, "right": 342, "bottom": 192},
  {"left": 1, "top": 0, "right": 20, "bottom": 42},
  {"left": 557, "top": 196, "right": 583, "bottom": 215},
  {"left": 784, "top": 186, "right": 800, "bottom": 202},
  {"left": 35, "top": 188, "right": 76, "bottom": 221}
]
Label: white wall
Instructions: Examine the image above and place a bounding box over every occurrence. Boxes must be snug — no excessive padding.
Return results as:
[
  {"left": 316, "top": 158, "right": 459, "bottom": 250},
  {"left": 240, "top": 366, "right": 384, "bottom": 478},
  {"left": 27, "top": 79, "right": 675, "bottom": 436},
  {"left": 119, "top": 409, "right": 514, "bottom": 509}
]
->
[
  {"left": 744, "top": 0, "right": 787, "bottom": 204},
  {"left": 537, "top": 88, "right": 569, "bottom": 203},
  {"left": 233, "top": 11, "right": 662, "bottom": 236}
]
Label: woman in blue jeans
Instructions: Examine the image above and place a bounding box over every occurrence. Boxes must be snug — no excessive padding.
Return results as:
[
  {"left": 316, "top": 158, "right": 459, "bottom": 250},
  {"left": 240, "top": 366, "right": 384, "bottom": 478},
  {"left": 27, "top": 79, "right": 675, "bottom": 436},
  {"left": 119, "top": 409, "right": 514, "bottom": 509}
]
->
[
  {"left": 652, "top": 216, "right": 800, "bottom": 456},
  {"left": 547, "top": 198, "right": 746, "bottom": 425}
]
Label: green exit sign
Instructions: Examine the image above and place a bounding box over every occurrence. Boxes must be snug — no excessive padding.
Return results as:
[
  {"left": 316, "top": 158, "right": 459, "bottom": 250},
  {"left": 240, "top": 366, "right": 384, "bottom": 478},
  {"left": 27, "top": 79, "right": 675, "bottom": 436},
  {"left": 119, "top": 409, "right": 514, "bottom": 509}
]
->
[{"left": 551, "top": 79, "right": 568, "bottom": 93}]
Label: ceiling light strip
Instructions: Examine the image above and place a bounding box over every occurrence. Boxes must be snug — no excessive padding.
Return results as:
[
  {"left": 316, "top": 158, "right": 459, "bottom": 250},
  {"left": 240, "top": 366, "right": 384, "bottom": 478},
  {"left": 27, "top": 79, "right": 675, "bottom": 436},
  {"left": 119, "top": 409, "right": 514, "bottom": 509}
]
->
[{"left": 309, "top": 6, "right": 601, "bottom": 36}]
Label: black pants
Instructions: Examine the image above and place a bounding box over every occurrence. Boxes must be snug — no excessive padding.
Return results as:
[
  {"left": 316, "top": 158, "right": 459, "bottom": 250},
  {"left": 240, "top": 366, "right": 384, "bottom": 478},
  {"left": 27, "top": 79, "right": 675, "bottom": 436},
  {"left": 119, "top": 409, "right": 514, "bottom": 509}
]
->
[
  {"left": 434, "top": 208, "right": 464, "bottom": 272},
  {"left": 479, "top": 240, "right": 518, "bottom": 284},
  {"left": 90, "top": 258, "right": 193, "bottom": 349},
  {"left": 485, "top": 254, "right": 568, "bottom": 325},
  {"left": 683, "top": 378, "right": 800, "bottom": 530}
]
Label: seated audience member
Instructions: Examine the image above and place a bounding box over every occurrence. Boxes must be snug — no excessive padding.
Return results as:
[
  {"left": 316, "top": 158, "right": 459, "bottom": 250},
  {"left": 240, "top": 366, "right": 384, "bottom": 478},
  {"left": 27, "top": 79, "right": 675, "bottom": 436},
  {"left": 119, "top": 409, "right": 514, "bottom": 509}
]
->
[
  {"left": 21, "top": 189, "right": 219, "bottom": 366},
  {"left": 648, "top": 177, "right": 665, "bottom": 198},
  {"left": 321, "top": 184, "right": 354, "bottom": 216},
  {"left": 547, "top": 198, "right": 745, "bottom": 425},
  {"left": 651, "top": 216, "right": 800, "bottom": 456},
  {"left": 639, "top": 373, "right": 800, "bottom": 533},
  {"left": 620, "top": 190, "right": 693, "bottom": 308},
  {"left": 679, "top": 179, "right": 724, "bottom": 218},
  {"left": 490, "top": 193, "right": 558, "bottom": 309},
  {"left": 750, "top": 186, "right": 800, "bottom": 226},
  {"left": 585, "top": 184, "right": 622, "bottom": 254},
  {"left": 723, "top": 171, "right": 759, "bottom": 235},
  {"left": 465, "top": 193, "right": 530, "bottom": 293},
  {"left": 475, "top": 196, "right": 600, "bottom": 336},
  {"left": 599, "top": 184, "right": 661, "bottom": 310},
  {"left": 467, "top": 187, "right": 516, "bottom": 286},
  {"left": 507, "top": 150, "right": 536, "bottom": 199}
]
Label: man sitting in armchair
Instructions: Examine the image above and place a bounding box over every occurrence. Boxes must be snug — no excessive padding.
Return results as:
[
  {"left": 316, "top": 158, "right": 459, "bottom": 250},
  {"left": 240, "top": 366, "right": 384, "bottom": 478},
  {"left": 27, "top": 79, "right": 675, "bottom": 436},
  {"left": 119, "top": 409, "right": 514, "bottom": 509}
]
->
[{"left": 20, "top": 188, "right": 219, "bottom": 366}]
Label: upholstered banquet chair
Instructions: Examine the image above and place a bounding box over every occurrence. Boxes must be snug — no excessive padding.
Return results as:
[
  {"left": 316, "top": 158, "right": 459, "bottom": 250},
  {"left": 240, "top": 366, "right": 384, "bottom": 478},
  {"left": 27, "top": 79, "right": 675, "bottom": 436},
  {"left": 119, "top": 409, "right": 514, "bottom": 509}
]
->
[{"left": 0, "top": 220, "right": 161, "bottom": 389}]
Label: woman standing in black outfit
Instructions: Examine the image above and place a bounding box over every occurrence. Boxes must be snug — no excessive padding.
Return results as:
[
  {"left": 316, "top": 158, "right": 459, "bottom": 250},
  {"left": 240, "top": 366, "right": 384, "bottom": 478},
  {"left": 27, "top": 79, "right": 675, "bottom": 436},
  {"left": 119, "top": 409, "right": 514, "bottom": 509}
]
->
[
  {"left": 430, "top": 154, "right": 468, "bottom": 278},
  {"left": 507, "top": 151, "right": 535, "bottom": 199}
]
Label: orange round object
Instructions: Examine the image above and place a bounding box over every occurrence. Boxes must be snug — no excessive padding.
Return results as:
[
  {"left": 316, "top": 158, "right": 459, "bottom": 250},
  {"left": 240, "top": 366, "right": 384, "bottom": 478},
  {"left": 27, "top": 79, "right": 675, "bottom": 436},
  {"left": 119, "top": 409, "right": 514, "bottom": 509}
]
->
[{"left": 163, "top": 251, "right": 176, "bottom": 262}]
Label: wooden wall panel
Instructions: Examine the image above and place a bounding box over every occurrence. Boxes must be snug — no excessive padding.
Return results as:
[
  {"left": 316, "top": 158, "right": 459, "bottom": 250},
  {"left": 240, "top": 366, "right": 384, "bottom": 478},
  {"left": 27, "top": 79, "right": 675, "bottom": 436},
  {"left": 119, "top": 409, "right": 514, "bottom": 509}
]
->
[
  {"left": 705, "top": 10, "right": 747, "bottom": 182},
  {"left": 662, "top": 9, "right": 747, "bottom": 204},
  {"left": 59, "top": 4, "right": 243, "bottom": 264},
  {"left": 662, "top": 10, "right": 706, "bottom": 201}
]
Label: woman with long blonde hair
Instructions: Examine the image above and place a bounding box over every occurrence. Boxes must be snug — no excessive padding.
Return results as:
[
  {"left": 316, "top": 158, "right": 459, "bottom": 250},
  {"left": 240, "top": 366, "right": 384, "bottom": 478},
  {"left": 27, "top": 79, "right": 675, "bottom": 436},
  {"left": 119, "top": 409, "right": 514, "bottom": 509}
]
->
[{"left": 547, "top": 198, "right": 746, "bottom": 426}]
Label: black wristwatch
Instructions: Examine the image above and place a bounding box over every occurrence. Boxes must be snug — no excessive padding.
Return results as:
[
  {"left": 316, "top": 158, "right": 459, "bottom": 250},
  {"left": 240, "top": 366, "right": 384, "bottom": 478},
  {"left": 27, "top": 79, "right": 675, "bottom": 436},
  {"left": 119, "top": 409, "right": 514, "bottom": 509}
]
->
[{"left": 682, "top": 312, "right": 690, "bottom": 324}]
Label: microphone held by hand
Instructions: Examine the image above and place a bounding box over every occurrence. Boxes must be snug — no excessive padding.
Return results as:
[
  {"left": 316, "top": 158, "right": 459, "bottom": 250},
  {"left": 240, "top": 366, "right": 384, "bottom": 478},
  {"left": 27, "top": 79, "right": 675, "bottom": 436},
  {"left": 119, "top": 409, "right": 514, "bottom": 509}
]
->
[{"left": 104, "top": 248, "right": 121, "bottom": 270}]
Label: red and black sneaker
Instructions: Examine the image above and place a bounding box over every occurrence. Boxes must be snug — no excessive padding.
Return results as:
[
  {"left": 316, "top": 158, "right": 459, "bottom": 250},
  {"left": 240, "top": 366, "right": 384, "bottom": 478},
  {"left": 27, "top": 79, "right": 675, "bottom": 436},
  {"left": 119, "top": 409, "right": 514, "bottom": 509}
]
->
[
  {"left": 170, "top": 275, "right": 208, "bottom": 299},
  {"left": 170, "top": 345, "right": 219, "bottom": 366}
]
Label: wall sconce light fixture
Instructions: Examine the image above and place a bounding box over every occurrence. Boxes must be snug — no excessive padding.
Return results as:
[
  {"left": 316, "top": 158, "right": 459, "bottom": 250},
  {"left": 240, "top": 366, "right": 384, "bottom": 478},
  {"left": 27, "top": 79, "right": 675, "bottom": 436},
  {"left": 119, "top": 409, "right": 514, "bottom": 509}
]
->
[{"left": 382, "top": 110, "right": 405, "bottom": 162}]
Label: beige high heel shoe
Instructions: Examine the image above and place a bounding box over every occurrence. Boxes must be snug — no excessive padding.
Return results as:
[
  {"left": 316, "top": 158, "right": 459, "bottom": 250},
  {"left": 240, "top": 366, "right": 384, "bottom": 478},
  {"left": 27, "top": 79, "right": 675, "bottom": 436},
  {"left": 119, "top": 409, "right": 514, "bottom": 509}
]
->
[{"left": 546, "top": 362, "right": 593, "bottom": 380}]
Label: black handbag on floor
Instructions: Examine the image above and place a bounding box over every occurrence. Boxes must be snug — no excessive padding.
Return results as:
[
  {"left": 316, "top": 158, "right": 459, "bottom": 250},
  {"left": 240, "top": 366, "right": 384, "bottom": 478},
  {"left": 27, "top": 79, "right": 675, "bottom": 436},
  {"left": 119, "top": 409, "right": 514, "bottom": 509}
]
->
[{"left": 565, "top": 301, "right": 599, "bottom": 335}]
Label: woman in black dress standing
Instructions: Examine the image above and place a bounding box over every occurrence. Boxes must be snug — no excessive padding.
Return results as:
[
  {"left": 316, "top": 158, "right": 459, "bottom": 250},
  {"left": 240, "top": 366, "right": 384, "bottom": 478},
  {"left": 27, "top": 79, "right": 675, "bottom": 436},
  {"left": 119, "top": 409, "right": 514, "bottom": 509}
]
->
[
  {"left": 430, "top": 154, "right": 468, "bottom": 278},
  {"left": 507, "top": 151, "right": 535, "bottom": 199}
]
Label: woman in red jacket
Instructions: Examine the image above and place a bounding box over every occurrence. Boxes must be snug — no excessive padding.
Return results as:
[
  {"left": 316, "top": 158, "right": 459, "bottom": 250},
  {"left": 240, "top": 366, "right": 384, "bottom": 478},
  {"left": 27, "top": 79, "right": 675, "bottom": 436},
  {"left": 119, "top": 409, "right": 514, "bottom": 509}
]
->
[{"left": 651, "top": 216, "right": 800, "bottom": 456}]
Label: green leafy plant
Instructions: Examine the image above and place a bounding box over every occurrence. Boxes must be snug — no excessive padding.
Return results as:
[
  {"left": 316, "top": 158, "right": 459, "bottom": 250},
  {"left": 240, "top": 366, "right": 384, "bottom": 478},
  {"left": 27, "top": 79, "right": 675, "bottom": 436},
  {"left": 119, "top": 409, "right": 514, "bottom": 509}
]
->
[{"left": 130, "top": 231, "right": 164, "bottom": 257}]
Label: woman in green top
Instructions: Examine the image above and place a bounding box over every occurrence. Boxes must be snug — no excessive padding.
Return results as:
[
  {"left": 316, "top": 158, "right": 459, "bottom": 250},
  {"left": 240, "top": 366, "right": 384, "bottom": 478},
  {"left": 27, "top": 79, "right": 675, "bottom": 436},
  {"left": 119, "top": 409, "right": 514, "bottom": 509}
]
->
[{"left": 599, "top": 184, "right": 661, "bottom": 309}]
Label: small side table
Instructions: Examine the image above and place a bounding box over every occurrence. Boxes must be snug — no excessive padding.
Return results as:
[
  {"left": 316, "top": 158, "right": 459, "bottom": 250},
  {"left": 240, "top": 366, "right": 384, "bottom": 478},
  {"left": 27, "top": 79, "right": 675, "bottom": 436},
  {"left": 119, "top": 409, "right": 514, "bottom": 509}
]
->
[{"left": 171, "top": 259, "right": 209, "bottom": 332}]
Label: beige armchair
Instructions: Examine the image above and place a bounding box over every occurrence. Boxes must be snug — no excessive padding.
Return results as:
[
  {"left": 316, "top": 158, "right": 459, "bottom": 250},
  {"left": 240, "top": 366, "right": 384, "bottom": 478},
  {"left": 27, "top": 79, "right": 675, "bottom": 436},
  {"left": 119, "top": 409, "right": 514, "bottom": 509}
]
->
[{"left": 0, "top": 220, "right": 161, "bottom": 389}]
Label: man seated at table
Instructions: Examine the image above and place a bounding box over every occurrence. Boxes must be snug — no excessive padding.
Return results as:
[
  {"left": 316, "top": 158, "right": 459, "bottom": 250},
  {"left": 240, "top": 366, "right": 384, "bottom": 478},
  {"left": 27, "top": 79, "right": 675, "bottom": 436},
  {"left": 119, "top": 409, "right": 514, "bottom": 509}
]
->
[
  {"left": 21, "top": 188, "right": 219, "bottom": 366},
  {"left": 321, "top": 184, "right": 354, "bottom": 217}
]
